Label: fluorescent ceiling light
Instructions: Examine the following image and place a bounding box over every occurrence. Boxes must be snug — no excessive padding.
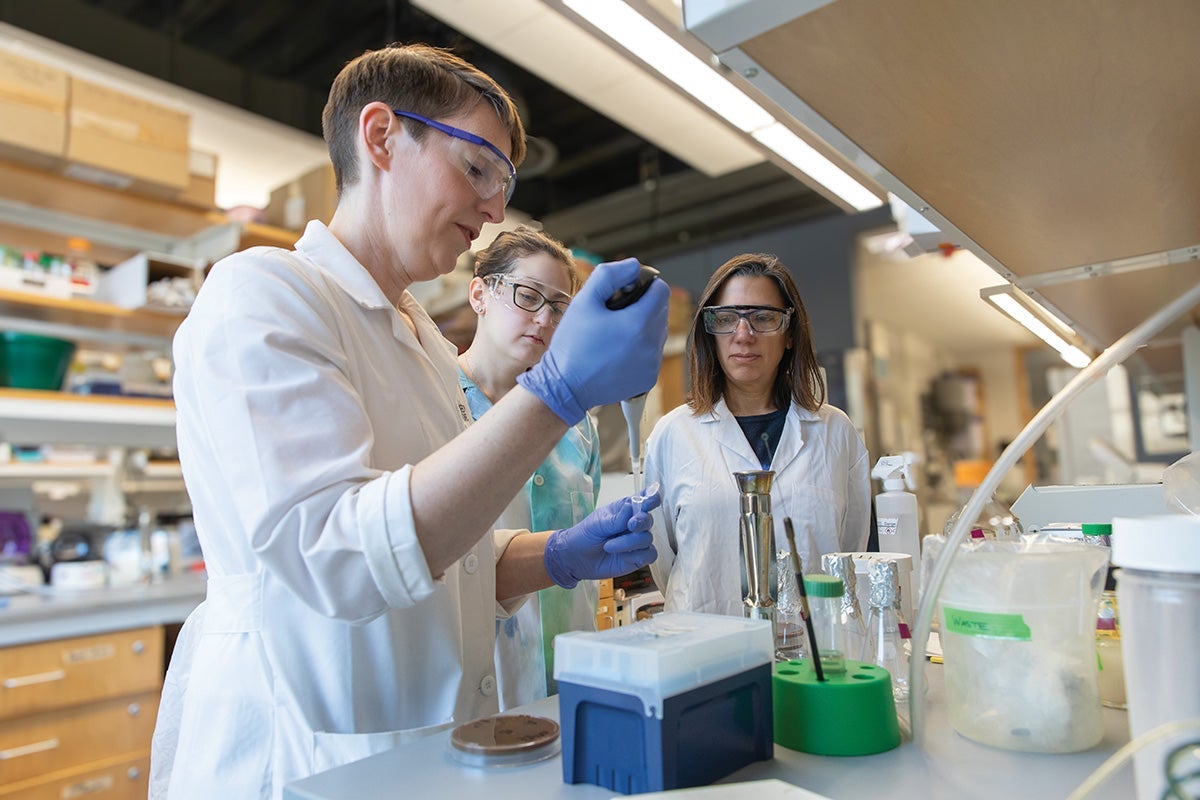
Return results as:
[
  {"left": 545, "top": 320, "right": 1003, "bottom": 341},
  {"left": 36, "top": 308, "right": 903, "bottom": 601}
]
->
[
  {"left": 562, "top": 0, "right": 883, "bottom": 212},
  {"left": 753, "top": 123, "right": 882, "bottom": 212},
  {"left": 986, "top": 290, "right": 1091, "bottom": 368},
  {"left": 563, "top": 0, "right": 772, "bottom": 132}
]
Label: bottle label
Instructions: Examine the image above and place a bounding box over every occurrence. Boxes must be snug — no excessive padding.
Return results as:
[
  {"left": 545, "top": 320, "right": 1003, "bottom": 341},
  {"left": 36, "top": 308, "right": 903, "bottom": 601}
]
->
[
  {"left": 942, "top": 606, "right": 1032, "bottom": 641},
  {"left": 877, "top": 516, "right": 899, "bottom": 537}
]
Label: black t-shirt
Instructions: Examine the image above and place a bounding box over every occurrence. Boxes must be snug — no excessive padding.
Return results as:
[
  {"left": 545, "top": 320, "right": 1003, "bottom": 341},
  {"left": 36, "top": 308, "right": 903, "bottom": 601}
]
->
[{"left": 735, "top": 408, "right": 788, "bottom": 469}]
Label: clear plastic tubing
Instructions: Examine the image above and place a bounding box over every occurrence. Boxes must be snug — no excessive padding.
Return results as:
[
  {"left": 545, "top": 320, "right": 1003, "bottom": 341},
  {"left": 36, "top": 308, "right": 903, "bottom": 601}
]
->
[{"left": 909, "top": 278, "right": 1200, "bottom": 744}]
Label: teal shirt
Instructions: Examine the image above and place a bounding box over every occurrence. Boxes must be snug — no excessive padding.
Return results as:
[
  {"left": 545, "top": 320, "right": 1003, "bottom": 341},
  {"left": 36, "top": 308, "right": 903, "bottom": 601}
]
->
[{"left": 458, "top": 368, "right": 601, "bottom": 701}]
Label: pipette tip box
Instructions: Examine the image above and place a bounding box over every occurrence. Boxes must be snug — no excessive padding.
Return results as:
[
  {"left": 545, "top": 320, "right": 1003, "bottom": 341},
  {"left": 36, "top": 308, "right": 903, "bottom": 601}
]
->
[{"left": 554, "top": 612, "right": 774, "bottom": 794}]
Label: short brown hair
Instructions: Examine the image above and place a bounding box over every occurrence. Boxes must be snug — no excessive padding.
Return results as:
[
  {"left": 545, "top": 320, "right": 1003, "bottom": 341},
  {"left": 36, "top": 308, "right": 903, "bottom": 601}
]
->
[
  {"left": 321, "top": 43, "right": 526, "bottom": 195},
  {"left": 473, "top": 227, "right": 580, "bottom": 293},
  {"left": 687, "top": 253, "right": 825, "bottom": 415}
]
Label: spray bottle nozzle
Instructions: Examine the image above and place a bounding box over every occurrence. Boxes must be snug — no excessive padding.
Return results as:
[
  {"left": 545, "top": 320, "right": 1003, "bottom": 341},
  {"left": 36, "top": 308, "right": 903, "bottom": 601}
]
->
[{"left": 871, "top": 453, "right": 918, "bottom": 491}]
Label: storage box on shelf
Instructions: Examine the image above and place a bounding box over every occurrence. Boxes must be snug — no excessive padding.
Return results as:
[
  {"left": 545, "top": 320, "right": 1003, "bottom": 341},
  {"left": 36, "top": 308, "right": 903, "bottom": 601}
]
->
[
  {"left": 64, "top": 78, "right": 190, "bottom": 197},
  {"left": 0, "top": 51, "right": 68, "bottom": 171},
  {"left": 266, "top": 162, "right": 336, "bottom": 231},
  {"left": 0, "top": 626, "right": 162, "bottom": 799},
  {"left": 97, "top": 252, "right": 201, "bottom": 314}
]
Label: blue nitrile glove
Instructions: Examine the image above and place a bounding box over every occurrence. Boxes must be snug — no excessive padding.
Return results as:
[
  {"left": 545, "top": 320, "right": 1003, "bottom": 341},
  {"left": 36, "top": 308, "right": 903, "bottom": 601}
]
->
[
  {"left": 544, "top": 485, "right": 662, "bottom": 589},
  {"left": 517, "top": 258, "right": 669, "bottom": 425}
]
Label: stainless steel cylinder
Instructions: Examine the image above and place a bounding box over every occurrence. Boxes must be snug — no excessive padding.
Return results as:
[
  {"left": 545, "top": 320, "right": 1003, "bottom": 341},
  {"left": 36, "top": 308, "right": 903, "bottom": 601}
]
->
[{"left": 735, "top": 470, "right": 777, "bottom": 621}]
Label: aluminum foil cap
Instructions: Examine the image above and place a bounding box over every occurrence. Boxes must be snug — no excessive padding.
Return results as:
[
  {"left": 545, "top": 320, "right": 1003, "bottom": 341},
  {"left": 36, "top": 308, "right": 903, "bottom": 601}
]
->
[
  {"left": 821, "top": 553, "right": 857, "bottom": 593},
  {"left": 867, "top": 559, "right": 901, "bottom": 609}
]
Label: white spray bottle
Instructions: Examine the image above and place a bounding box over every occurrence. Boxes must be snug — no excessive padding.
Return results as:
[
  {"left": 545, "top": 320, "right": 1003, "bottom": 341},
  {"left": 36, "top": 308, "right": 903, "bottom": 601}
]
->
[{"left": 871, "top": 453, "right": 922, "bottom": 592}]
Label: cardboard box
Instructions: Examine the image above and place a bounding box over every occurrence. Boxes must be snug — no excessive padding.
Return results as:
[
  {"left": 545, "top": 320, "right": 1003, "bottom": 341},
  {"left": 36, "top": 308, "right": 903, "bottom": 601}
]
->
[
  {"left": 266, "top": 162, "right": 336, "bottom": 230},
  {"left": 174, "top": 149, "right": 218, "bottom": 209},
  {"left": 64, "top": 78, "right": 190, "bottom": 195},
  {"left": 0, "top": 50, "right": 68, "bottom": 168}
]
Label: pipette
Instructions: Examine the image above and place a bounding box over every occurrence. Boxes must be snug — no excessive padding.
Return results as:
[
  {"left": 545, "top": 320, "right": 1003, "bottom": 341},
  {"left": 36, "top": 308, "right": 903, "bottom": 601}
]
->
[
  {"left": 605, "top": 263, "right": 661, "bottom": 505},
  {"left": 622, "top": 393, "right": 647, "bottom": 499}
]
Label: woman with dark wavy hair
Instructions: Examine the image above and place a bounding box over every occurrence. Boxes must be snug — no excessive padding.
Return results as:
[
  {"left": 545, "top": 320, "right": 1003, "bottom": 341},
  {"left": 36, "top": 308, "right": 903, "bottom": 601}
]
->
[{"left": 645, "top": 253, "right": 870, "bottom": 615}]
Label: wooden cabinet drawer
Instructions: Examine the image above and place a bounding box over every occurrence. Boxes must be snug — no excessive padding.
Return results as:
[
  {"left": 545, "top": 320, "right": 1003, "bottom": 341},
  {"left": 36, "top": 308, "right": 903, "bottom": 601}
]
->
[
  {"left": 0, "top": 627, "right": 162, "bottom": 720},
  {"left": 0, "top": 753, "right": 149, "bottom": 799},
  {"left": 0, "top": 691, "right": 158, "bottom": 786}
]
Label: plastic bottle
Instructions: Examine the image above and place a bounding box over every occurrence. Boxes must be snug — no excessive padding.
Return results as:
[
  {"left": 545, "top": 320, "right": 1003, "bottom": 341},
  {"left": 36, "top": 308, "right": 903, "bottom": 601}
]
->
[
  {"left": 803, "top": 574, "right": 847, "bottom": 674},
  {"left": 872, "top": 454, "right": 922, "bottom": 589},
  {"left": 1094, "top": 589, "right": 1124, "bottom": 709},
  {"left": 863, "top": 559, "right": 910, "bottom": 702}
]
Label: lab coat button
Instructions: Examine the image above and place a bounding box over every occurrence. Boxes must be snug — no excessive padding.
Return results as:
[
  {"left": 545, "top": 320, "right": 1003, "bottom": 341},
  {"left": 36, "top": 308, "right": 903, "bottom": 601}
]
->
[
  {"left": 532, "top": 474, "right": 545, "bottom": 486},
  {"left": 480, "top": 675, "right": 496, "bottom": 696},
  {"left": 463, "top": 554, "right": 479, "bottom": 574}
]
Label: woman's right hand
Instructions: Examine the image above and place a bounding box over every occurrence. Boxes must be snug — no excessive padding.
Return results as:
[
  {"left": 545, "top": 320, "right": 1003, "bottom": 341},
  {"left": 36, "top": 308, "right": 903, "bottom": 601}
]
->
[{"left": 517, "top": 258, "right": 669, "bottom": 425}]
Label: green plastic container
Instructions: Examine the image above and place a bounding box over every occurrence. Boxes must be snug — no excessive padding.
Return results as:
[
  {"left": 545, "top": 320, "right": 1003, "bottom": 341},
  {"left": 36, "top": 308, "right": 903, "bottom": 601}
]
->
[
  {"left": 0, "top": 332, "right": 77, "bottom": 390},
  {"left": 773, "top": 659, "right": 901, "bottom": 755}
]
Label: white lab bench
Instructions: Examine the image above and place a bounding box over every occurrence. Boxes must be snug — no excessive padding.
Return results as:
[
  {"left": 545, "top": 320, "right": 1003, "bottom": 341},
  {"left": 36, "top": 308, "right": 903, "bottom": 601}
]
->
[{"left": 284, "top": 665, "right": 1135, "bottom": 800}]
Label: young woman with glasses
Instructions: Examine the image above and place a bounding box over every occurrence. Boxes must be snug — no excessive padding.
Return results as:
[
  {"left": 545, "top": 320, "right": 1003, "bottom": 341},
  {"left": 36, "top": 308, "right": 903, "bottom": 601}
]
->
[
  {"left": 644, "top": 253, "right": 870, "bottom": 615},
  {"left": 456, "top": 228, "right": 602, "bottom": 710}
]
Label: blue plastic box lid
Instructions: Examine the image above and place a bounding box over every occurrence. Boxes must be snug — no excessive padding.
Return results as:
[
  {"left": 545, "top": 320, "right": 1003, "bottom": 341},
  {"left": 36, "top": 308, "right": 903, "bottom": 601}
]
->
[{"left": 553, "top": 611, "right": 773, "bottom": 718}]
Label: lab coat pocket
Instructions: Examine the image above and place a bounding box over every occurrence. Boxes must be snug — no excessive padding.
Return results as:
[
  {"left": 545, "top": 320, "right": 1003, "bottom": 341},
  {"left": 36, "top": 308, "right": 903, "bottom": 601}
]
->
[{"left": 311, "top": 718, "right": 455, "bottom": 773}]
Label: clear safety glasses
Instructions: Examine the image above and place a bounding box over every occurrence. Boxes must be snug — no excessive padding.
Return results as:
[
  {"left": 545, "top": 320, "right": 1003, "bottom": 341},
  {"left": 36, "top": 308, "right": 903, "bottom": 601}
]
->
[
  {"left": 392, "top": 110, "right": 517, "bottom": 205},
  {"left": 702, "top": 305, "right": 793, "bottom": 335},
  {"left": 485, "top": 274, "right": 571, "bottom": 327}
]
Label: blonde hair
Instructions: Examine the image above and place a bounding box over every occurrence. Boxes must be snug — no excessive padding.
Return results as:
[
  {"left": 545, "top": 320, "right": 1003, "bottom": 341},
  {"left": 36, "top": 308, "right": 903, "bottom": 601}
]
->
[{"left": 473, "top": 228, "right": 580, "bottom": 293}]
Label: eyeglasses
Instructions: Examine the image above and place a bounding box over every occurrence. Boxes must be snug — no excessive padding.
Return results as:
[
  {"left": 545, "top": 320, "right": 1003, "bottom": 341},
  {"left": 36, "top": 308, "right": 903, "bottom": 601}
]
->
[
  {"left": 702, "top": 305, "right": 792, "bottom": 335},
  {"left": 485, "top": 275, "right": 571, "bottom": 326},
  {"left": 392, "top": 110, "right": 517, "bottom": 205}
]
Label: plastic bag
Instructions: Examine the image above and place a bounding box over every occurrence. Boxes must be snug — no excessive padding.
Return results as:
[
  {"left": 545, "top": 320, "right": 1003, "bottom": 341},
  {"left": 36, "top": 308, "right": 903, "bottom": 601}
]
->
[{"left": 1162, "top": 450, "right": 1200, "bottom": 514}]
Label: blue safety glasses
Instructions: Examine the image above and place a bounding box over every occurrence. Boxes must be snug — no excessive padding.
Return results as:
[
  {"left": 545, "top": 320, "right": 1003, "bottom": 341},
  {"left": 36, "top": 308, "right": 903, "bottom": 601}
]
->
[{"left": 392, "top": 110, "right": 517, "bottom": 205}]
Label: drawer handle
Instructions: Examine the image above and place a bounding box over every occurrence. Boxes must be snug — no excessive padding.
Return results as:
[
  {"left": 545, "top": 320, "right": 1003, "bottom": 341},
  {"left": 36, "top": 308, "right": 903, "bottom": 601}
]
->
[
  {"left": 2, "top": 669, "right": 66, "bottom": 688},
  {"left": 0, "top": 737, "right": 60, "bottom": 760}
]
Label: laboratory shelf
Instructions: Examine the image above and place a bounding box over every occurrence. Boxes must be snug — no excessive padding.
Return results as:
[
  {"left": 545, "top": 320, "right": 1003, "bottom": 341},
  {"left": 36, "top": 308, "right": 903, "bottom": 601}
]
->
[
  {"left": 0, "top": 287, "right": 183, "bottom": 348},
  {"left": 0, "top": 388, "right": 176, "bottom": 449}
]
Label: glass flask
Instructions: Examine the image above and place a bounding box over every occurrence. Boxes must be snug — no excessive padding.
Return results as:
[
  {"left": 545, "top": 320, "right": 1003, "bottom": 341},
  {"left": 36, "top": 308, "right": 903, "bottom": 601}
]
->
[{"left": 863, "top": 559, "right": 910, "bottom": 702}]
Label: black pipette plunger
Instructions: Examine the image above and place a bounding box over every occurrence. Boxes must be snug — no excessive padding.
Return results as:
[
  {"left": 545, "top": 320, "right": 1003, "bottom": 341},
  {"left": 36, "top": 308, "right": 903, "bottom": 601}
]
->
[{"left": 784, "top": 517, "right": 824, "bottom": 682}]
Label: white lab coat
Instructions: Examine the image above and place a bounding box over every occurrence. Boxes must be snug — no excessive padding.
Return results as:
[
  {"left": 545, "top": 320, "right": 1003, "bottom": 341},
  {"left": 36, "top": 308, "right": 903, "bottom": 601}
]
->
[
  {"left": 645, "top": 398, "right": 870, "bottom": 616},
  {"left": 460, "top": 372, "right": 601, "bottom": 710},
  {"left": 150, "top": 222, "right": 522, "bottom": 799}
]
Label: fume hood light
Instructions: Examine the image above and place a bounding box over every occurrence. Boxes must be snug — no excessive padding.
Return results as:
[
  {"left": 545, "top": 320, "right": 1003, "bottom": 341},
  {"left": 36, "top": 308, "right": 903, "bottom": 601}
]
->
[
  {"left": 982, "top": 286, "right": 1092, "bottom": 369},
  {"left": 751, "top": 123, "right": 882, "bottom": 212},
  {"left": 561, "top": 0, "right": 884, "bottom": 213}
]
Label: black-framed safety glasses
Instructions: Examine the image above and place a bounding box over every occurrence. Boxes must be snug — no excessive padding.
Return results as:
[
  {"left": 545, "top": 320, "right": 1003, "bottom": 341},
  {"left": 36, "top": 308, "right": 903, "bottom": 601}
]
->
[{"left": 701, "top": 305, "right": 792, "bottom": 335}]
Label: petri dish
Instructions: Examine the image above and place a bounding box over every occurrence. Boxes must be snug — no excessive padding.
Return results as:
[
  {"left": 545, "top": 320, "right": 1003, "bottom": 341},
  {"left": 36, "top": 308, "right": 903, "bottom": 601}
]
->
[{"left": 448, "top": 713, "right": 561, "bottom": 768}]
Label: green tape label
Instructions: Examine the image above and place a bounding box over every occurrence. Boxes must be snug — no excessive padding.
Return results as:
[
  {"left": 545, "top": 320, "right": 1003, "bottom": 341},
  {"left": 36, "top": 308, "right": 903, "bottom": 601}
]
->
[{"left": 943, "top": 606, "right": 1032, "bottom": 641}]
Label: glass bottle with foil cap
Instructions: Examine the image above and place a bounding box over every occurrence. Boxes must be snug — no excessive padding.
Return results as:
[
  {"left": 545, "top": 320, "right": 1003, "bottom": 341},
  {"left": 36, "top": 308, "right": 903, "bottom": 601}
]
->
[
  {"left": 863, "top": 559, "right": 911, "bottom": 701},
  {"left": 775, "top": 551, "right": 806, "bottom": 662}
]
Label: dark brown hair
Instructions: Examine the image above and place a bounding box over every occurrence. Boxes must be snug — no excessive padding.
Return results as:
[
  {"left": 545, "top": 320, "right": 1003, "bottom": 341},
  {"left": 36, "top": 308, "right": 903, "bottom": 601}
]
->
[
  {"left": 473, "top": 227, "right": 580, "bottom": 293},
  {"left": 321, "top": 43, "right": 526, "bottom": 195},
  {"left": 687, "top": 253, "right": 825, "bottom": 415}
]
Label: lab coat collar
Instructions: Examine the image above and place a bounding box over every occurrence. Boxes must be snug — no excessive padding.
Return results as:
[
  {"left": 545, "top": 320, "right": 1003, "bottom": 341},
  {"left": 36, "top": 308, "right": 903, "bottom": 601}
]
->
[
  {"left": 294, "top": 221, "right": 393, "bottom": 311},
  {"left": 702, "top": 397, "right": 817, "bottom": 473}
]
